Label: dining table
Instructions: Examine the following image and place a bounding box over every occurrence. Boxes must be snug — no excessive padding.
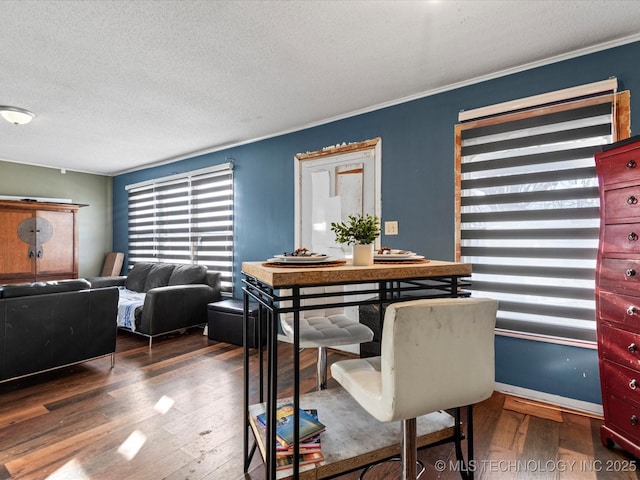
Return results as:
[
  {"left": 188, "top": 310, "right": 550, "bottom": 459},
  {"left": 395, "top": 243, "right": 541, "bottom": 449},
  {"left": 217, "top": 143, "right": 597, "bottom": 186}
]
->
[{"left": 241, "top": 258, "right": 472, "bottom": 479}]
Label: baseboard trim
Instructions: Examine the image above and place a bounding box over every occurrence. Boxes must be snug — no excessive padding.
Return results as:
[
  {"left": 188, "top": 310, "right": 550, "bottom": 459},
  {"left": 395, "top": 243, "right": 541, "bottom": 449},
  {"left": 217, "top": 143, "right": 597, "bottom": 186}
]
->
[{"left": 495, "top": 382, "right": 603, "bottom": 418}]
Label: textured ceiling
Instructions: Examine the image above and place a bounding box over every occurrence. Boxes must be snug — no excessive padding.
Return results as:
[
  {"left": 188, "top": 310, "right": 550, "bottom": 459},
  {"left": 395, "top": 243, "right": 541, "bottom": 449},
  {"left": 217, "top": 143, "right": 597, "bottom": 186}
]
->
[{"left": 1, "top": 0, "right": 640, "bottom": 176}]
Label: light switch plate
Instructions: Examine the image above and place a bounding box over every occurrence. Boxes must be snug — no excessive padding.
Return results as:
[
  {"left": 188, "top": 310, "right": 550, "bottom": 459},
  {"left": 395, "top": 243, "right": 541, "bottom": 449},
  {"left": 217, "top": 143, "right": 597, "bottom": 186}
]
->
[{"left": 385, "top": 221, "right": 398, "bottom": 235}]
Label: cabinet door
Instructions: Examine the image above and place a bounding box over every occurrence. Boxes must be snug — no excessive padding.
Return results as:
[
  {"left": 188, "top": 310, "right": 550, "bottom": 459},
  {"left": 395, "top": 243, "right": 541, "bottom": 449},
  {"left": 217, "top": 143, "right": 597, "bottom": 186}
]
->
[
  {"left": 36, "top": 209, "right": 76, "bottom": 278},
  {"left": 0, "top": 209, "right": 35, "bottom": 283}
]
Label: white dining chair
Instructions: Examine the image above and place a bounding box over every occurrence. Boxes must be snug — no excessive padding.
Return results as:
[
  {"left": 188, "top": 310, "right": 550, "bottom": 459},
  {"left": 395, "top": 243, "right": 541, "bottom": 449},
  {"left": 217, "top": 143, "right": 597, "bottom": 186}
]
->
[
  {"left": 331, "top": 297, "right": 498, "bottom": 479},
  {"left": 279, "top": 286, "right": 374, "bottom": 390}
]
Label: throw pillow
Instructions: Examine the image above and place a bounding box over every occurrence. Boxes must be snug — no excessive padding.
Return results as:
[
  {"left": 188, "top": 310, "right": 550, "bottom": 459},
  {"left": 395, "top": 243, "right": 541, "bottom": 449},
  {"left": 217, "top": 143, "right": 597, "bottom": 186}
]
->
[
  {"left": 124, "top": 263, "right": 155, "bottom": 292},
  {"left": 143, "top": 263, "right": 175, "bottom": 292},
  {"left": 168, "top": 264, "right": 207, "bottom": 286}
]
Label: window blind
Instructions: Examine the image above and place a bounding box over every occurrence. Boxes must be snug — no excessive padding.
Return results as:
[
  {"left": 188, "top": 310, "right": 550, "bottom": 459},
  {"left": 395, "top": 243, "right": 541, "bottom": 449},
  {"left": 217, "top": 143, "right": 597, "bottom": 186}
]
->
[
  {"left": 458, "top": 97, "right": 616, "bottom": 344},
  {"left": 127, "top": 164, "right": 234, "bottom": 295}
]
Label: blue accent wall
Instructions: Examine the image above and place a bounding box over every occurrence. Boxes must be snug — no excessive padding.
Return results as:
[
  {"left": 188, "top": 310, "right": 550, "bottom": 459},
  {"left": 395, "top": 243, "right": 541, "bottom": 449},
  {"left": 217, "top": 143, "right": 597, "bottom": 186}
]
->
[
  {"left": 495, "top": 336, "right": 601, "bottom": 404},
  {"left": 113, "top": 40, "right": 640, "bottom": 404}
]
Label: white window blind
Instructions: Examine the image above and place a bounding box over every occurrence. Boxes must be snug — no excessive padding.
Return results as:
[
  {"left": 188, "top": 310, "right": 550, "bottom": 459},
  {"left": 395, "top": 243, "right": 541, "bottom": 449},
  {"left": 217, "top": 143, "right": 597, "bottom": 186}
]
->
[
  {"left": 127, "top": 164, "right": 234, "bottom": 295},
  {"left": 457, "top": 96, "right": 620, "bottom": 344}
]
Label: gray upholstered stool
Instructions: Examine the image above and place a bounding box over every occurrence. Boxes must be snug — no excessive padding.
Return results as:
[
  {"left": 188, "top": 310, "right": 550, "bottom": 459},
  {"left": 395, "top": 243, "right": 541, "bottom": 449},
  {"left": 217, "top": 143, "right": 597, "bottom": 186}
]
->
[{"left": 331, "top": 297, "right": 498, "bottom": 480}]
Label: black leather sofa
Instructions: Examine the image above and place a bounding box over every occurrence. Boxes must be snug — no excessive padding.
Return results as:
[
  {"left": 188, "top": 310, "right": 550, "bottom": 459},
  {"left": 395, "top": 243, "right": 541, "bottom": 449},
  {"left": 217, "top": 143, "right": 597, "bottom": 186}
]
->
[
  {"left": 0, "top": 279, "right": 119, "bottom": 383},
  {"left": 89, "top": 262, "right": 222, "bottom": 346}
]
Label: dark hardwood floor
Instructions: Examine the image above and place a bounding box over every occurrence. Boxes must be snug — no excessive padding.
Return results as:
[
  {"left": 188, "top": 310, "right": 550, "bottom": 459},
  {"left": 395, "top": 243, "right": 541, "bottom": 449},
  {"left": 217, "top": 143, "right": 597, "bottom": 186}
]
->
[{"left": 0, "top": 329, "right": 638, "bottom": 480}]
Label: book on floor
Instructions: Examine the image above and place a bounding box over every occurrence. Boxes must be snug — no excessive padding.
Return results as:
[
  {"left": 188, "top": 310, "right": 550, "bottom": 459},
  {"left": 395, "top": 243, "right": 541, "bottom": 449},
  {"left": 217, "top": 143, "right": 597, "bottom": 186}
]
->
[
  {"left": 276, "top": 433, "right": 321, "bottom": 456},
  {"left": 256, "top": 404, "right": 326, "bottom": 447},
  {"left": 276, "top": 450, "right": 324, "bottom": 470},
  {"left": 257, "top": 409, "right": 323, "bottom": 454}
]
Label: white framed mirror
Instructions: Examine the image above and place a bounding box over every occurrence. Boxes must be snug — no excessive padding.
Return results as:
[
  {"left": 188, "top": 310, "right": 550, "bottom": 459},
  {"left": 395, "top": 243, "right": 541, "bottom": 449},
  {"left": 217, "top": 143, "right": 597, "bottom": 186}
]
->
[{"left": 294, "top": 138, "right": 382, "bottom": 257}]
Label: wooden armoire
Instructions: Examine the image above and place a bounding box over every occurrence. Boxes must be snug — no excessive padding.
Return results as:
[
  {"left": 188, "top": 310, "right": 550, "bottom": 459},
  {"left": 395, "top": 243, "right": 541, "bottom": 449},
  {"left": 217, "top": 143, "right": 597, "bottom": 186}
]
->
[
  {"left": 595, "top": 136, "right": 640, "bottom": 458},
  {"left": 0, "top": 199, "right": 82, "bottom": 285}
]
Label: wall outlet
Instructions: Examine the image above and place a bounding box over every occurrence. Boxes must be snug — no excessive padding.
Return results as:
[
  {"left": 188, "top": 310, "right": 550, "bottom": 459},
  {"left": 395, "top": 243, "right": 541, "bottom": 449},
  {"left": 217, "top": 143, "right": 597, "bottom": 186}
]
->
[{"left": 385, "top": 221, "right": 398, "bottom": 235}]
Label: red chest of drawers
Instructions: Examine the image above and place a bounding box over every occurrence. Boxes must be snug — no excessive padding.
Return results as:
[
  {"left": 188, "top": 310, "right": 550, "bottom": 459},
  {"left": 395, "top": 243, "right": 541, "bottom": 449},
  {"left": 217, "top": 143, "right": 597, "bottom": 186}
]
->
[{"left": 595, "top": 136, "right": 640, "bottom": 456}]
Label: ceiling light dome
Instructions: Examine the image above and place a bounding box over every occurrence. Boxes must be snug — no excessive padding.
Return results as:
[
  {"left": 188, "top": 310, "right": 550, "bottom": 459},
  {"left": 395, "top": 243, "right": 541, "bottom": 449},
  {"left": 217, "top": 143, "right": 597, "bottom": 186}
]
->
[{"left": 0, "top": 106, "right": 36, "bottom": 125}]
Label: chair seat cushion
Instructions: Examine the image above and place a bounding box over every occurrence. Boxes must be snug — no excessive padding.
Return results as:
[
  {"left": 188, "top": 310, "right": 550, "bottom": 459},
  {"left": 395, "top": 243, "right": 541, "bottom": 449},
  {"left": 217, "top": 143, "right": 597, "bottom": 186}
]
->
[
  {"left": 331, "top": 357, "right": 385, "bottom": 417},
  {"left": 281, "top": 314, "right": 374, "bottom": 347}
]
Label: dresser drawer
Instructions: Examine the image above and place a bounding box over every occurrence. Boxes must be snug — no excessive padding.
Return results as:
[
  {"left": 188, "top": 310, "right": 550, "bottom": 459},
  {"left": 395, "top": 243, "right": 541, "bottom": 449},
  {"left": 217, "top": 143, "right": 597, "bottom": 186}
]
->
[
  {"left": 598, "top": 290, "right": 640, "bottom": 329},
  {"left": 603, "top": 391, "right": 640, "bottom": 445},
  {"left": 602, "top": 223, "right": 640, "bottom": 254},
  {"left": 599, "top": 323, "right": 640, "bottom": 370},
  {"left": 597, "top": 147, "right": 640, "bottom": 186},
  {"left": 602, "top": 359, "right": 640, "bottom": 404},
  {"left": 604, "top": 186, "right": 640, "bottom": 223},
  {"left": 598, "top": 258, "right": 640, "bottom": 292}
]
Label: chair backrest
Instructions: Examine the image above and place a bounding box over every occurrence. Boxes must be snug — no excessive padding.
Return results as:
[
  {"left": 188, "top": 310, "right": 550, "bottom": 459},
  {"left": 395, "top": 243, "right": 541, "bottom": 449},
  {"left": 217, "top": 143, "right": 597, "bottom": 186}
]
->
[
  {"left": 279, "top": 286, "right": 346, "bottom": 320},
  {"left": 379, "top": 297, "right": 497, "bottom": 422}
]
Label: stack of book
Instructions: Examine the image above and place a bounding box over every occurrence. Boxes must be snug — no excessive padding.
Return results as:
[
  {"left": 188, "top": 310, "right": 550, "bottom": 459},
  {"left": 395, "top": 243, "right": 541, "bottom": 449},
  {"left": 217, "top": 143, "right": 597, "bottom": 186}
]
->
[{"left": 256, "top": 403, "right": 326, "bottom": 470}]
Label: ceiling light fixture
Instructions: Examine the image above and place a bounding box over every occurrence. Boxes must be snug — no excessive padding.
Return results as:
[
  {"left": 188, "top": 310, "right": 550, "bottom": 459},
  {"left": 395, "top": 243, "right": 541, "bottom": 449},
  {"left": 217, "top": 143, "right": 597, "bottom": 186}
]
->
[{"left": 0, "top": 106, "right": 36, "bottom": 125}]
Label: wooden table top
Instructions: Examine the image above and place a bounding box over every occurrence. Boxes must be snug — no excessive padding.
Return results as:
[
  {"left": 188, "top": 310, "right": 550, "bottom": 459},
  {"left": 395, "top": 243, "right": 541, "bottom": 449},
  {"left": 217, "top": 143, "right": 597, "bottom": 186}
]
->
[{"left": 241, "top": 259, "right": 471, "bottom": 288}]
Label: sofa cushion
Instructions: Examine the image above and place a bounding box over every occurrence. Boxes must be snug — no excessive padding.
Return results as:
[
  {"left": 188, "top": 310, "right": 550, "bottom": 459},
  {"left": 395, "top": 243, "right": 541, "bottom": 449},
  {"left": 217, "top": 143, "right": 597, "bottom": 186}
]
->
[
  {"left": 0, "top": 279, "right": 91, "bottom": 298},
  {"left": 168, "top": 264, "right": 207, "bottom": 286},
  {"left": 124, "top": 263, "right": 155, "bottom": 292},
  {"left": 143, "top": 263, "right": 175, "bottom": 292}
]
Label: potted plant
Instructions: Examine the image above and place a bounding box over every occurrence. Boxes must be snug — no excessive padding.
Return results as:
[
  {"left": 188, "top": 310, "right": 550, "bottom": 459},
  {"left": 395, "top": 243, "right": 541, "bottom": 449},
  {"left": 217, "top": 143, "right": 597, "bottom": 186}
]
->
[{"left": 330, "top": 213, "right": 381, "bottom": 265}]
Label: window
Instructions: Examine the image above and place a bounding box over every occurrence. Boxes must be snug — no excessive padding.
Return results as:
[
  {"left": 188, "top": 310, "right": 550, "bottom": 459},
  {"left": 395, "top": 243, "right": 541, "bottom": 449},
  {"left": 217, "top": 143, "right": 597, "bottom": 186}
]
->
[
  {"left": 126, "top": 163, "right": 234, "bottom": 295},
  {"left": 456, "top": 85, "right": 630, "bottom": 345}
]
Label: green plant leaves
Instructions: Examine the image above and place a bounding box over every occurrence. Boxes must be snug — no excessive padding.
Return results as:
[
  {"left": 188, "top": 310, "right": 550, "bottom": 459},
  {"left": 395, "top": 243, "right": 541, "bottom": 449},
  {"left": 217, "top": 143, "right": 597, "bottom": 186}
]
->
[{"left": 330, "top": 214, "right": 380, "bottom": 245}]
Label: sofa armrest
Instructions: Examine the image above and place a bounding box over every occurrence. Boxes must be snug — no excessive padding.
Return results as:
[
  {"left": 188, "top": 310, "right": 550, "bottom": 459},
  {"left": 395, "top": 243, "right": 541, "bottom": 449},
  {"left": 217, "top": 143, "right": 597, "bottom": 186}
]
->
[
  {"left": 86, "top": 286, "right": 119, "bottom": 358},
  {"left": 139, "top": 284, "right": 221, "bottom": 335},
  {"left": 87, "top": 276, "right": 126, "bottom": 288},
  {"left": 206, "top": 271, "right": 222, "bottom": 298}
]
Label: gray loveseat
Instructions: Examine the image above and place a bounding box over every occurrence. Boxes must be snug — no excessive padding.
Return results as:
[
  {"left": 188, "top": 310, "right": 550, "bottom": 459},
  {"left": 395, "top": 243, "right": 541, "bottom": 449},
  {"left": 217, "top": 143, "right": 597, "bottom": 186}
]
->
[
  {"left": 0, "top": 279, "right": 119, "bottom": 383},
  {"left": 89, "top": 262, "right": 222, "bottom": 345}
]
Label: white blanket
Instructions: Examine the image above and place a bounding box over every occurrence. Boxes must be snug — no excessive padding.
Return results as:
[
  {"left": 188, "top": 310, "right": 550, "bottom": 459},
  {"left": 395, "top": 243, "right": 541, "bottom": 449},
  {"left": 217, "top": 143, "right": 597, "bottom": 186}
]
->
[{"left": 117, "top": 286, "right": 145, "bottom": 332}]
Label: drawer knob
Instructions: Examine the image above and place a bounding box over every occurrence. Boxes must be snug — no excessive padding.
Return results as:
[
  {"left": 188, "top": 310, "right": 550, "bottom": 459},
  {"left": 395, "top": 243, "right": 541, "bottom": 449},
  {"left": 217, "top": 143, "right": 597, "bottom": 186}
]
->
[
  {"left": 627, "top": 269, "right": 636, "bottom": 277},
  {"left": 628, "top": 160, "right": 637, "bottom": 169},
  {"left": 629, "top": 343, "right": 638, "bottom": 353},
  {"left": 629, "top": 232, "right": 639, "bottom": 242},
  {"left": 629, "top": 196, "right": 639, "bottom": 205},
  {"left": 631, "top": 415, "right": 638, "bottom": 426},
  {"left": 631, "top": 379, "right": 638, "bottom": 390},
  {"left": 628, "top": 306, "right": 638, "bottom": 316}
]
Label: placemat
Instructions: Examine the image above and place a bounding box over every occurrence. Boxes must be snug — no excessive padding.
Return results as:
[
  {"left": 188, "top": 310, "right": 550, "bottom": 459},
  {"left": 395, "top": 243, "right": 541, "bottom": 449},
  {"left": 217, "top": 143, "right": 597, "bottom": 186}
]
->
[
  {"left": 262, "top": 259, "right": 347, "bottom": 268},
  {"left": 374, "top": 259, "right": 430, "bottom": 264}
]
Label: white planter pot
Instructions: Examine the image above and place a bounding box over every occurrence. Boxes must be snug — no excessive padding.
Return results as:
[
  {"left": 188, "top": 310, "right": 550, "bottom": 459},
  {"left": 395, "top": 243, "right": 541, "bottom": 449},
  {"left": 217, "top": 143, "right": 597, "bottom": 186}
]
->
[{"left": 352, "top": 243, "right": 374, "bottom": 266}]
